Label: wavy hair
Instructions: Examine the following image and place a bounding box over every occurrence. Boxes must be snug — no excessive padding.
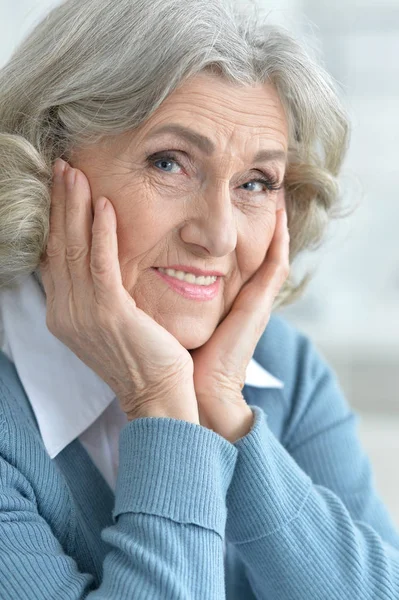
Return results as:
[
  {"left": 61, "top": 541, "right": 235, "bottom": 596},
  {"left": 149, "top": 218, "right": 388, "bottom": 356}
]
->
[{"left": 0, "top": 0, "right": 350, "bottom": 308}]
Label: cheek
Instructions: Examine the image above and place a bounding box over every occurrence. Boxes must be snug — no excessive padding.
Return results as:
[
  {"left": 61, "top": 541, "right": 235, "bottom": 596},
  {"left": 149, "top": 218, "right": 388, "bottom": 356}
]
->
[
  {"left": 113, "top": 183, "right": 172, "bottom": 259},
  {"left": 117, "top": 209, "right": 163, "bottom": 254}
]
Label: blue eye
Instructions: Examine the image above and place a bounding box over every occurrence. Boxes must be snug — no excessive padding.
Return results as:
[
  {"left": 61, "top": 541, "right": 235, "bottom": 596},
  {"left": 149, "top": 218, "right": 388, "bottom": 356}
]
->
[
  {"left": 242, "top": 180, "right": 269, "bottom": 193},
  {"left": 148, "top": 153, "right": 182, "bottom": 173},
  {"left": 155, "top": 159, "right": 178, "bottom": 172},
  {"left": 147, "top": 151, "right": 282, "bottom": 194},
  {"left": 242, "top": 178, "right": 282, "bottom": 193}
]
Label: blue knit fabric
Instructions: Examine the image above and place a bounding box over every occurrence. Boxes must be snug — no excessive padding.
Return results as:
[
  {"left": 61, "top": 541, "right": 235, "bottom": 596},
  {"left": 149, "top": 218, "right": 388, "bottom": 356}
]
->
[{"left": 0, "top": 313, "right": 398, "bottom": 599}]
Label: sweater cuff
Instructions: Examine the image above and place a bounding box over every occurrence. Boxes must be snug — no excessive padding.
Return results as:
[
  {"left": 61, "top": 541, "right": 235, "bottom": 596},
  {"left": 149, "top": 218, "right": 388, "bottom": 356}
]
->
[
  {"left": 226, "top": 404, "right": 312, "bottom": 543},
  {"left": 113, "top": 416, "right": 238, "bottom": 538}
]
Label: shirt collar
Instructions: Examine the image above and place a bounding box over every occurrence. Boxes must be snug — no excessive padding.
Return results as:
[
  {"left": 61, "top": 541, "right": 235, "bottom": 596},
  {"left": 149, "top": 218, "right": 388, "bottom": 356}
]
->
[{"left": 0, "top": 274, "right": 283, "bottom": 459}]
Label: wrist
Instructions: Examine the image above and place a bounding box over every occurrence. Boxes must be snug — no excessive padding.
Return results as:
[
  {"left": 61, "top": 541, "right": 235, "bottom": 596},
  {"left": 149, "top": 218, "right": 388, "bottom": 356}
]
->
[
  {"left": 125, "top": 388, "right": 200, "bottom": 425},
  {"left": 127, "top": 407, "right": 199, "bottom": 425},
  {"left": 196, "top": 391, "right": 254, "bottom": 443}
]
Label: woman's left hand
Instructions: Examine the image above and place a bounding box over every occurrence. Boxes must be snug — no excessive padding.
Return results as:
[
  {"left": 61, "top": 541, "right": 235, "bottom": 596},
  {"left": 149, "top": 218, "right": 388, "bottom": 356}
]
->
[{"left": 190, "top": 208, "right": 290, "bottom": 443}]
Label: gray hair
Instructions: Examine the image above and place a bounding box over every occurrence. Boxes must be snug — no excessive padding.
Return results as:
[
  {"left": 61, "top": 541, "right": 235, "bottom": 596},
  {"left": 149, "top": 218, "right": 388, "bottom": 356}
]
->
[{"left": 0, "top": 0, "right": 350, "bottom": 308}]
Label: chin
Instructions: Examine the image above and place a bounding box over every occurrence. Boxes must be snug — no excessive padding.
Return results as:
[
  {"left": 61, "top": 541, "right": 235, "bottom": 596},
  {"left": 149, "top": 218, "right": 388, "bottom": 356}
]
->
[{"left": 161, "top": 318, "right": 216, "bottom": 350}]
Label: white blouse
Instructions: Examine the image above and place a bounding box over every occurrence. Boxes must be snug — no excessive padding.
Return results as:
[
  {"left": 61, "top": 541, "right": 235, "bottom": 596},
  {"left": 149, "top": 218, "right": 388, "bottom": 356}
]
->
[{"left": 0, "top": 274, "right": 284, "bottom": 493}]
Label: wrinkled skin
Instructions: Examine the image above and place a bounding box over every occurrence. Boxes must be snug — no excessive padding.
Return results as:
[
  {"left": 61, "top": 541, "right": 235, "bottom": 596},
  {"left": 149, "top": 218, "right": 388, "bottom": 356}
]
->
[
  {"left": 69, "top": 71, "right": 288, "bottom": 350},
  {"left": 42, "top": 71, "right": 290, "bottom": 439}
]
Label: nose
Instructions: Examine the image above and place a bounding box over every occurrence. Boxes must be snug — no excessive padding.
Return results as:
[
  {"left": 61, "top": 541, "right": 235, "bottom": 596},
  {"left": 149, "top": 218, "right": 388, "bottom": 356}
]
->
[{"left": 179, "top": 182, "right": 237, "bottom": 257}]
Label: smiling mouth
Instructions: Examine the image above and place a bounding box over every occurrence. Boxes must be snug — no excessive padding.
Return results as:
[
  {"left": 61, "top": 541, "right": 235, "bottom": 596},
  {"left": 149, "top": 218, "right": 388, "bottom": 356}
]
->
[
  {"left": 152, "top": 267, "right": 221, "bottom": 301},
  {"left": 154, "top": 267, "right": 218, "bottom": 286}
]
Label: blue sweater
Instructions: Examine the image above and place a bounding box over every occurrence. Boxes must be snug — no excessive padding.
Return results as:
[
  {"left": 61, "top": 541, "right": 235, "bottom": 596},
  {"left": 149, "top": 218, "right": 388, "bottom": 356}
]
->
[{"left": 0, "top": 313, "right": 398, "bottom": 599}]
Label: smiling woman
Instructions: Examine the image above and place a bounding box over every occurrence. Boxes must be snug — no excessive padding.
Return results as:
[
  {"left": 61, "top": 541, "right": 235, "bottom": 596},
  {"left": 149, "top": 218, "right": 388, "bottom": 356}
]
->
[
  {"left": 64, "top": 73, "right": 291, "bottom": 349},
  {"left": 0, "top": 0, "right": 346, "bottom": 305},
  {"left": 1, "top": 0, "right": 399, "bottom": 599}
]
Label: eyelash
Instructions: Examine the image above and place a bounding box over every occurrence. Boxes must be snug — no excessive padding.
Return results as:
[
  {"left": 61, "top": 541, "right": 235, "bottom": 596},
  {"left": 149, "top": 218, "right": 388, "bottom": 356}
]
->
[{"left": 146, "top": 151, "right": 283, "bottom": 194}]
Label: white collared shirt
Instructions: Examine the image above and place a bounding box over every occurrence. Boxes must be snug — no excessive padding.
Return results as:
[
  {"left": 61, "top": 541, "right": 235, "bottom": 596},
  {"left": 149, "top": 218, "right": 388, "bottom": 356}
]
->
[{"left": 0, "top": 274, "right": 283, "bottom": 491}]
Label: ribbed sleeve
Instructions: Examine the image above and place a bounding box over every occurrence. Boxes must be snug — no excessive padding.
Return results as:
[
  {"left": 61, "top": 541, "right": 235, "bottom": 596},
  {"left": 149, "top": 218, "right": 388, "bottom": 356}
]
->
[
  {"left": 226, "top": 406, "right": 312, "bottom": 542},
  {"left": 0, "top": 413, "right": 238, "bottom": 599},
  {"left": 113, "top": 415, "right": 235, "bottom": 537},
  {"left": 2, "top": 312, "right": 399, "bottom": 599},
  {"left": 225, "top": 343, "right": 399, "bottom": 600}
]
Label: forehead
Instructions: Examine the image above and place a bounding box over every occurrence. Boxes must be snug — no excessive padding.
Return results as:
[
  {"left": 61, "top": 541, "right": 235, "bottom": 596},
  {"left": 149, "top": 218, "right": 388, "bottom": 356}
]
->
[{"left": 136, "top": 72, "right": 289, "bottom": 148}]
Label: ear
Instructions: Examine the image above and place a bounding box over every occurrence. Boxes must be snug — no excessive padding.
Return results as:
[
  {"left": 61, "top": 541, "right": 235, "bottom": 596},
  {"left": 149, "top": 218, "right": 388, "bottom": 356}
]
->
[{"left": 276, "top": 185, "right": 286, "bottom": 211}]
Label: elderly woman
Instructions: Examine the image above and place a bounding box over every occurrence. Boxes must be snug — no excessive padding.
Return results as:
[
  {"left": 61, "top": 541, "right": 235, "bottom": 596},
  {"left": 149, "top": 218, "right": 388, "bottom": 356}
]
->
[{"left": 0, "top": 0, "right": 398, "bottom": 598}]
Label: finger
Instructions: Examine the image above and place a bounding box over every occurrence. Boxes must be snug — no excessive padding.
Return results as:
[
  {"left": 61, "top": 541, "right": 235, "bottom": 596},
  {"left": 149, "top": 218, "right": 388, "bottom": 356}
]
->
[
  {"left": 64, "top": 166, "right": 94, "bottom": 301},
  {"left": 198, "top": 209, "right": 290, "bottom": 372},
  {"left": 90, "top": 196, "right": 124, "bottom": 306},
  {"left": 211, "top": 208, "right": 290, "bottom": 359},
  {"left": 40, "top": 159, "right": 69, "bottom": 302},
  {"left": 258, "top": 207, "right": 290, "bottom": 297},
  {"left": 236, "top": 208, "right": 290, "bottom": 316}
]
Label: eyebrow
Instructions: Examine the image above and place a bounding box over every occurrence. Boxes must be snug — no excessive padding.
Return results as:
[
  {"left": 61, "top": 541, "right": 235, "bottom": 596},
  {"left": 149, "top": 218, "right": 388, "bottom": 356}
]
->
[{"left": 147, "top": 124, "right": 287, "bottom": 165}]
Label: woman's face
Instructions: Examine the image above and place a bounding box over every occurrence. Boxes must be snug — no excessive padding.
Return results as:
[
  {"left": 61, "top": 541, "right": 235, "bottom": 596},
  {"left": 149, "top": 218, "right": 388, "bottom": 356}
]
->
[{"left": 70, "top": 72, "right": 288, "bottom": 349}]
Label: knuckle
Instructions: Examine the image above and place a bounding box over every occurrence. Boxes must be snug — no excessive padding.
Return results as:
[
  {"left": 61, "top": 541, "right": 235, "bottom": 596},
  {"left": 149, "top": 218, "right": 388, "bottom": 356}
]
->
[
  {"left": 67, "top": 201, "right": 80, "bottom": 214},
  {"left": 46, "top": 234, "right": 63, "bottom": 257},
  {"left": 90, "top": 254, "right": 113, "bottom": 278},
  {"left": 66, "top": 244, "right": 89, "bottom": 263}
]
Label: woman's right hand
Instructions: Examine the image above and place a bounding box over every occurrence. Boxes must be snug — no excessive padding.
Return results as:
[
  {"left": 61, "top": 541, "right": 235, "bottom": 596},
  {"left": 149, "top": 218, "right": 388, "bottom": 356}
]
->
[{"left": 39, "top": 158, "right": 200, "bottom": 424}]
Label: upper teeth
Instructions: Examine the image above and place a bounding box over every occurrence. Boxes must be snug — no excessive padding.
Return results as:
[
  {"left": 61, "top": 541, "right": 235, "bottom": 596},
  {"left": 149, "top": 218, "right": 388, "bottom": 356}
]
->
[{"left": 157, "top": 268, "right": 218, "bottom": 286}]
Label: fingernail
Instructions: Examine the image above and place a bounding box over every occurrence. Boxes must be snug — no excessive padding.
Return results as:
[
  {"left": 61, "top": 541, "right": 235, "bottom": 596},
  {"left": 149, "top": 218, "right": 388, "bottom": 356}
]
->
[
  {"left": 96, "top": 197, "right": 107, "bottom": 211},
  {"left": 53, "top": 158, "right": 66, "bottom": 180}
]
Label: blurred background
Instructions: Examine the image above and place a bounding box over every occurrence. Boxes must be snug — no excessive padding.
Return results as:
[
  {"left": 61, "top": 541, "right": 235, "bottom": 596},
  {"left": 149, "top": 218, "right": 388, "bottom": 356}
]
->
[{"left": 1, "top": 0, "right": 398, "bottom": 524}]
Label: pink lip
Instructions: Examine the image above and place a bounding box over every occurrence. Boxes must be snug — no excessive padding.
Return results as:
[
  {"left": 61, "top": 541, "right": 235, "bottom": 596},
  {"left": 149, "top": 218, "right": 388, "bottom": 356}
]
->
[{"left": 152, "top": 268, "right": 221, "bottom": 301}]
